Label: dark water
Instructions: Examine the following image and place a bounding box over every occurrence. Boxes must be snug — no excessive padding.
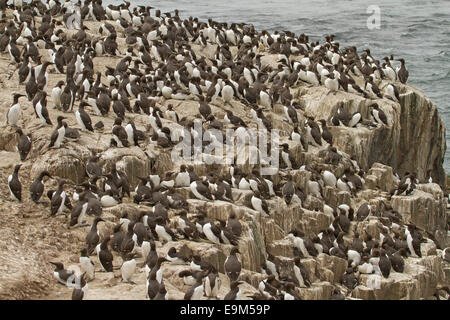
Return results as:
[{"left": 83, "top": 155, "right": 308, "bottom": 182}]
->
[{"left": 107, "top": 0, "right": 450, "bottom": 173}]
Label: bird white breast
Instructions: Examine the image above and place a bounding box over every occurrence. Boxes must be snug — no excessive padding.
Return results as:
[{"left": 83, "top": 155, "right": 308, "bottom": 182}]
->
[
  {"left": 251, "top": 196, "right": 264, "bottom": 214},
  {"left": 291, "top": 131, "right": 301, "bottom": 144},
  {"left": 203, "top": 224, "right": 220, "bottom": 244},
  {"left": 156, "top": 268, "right": 163, "bottom": 284},
  {"left": 57, "top": 192, "right": 66, "bottom": 214},
  {"left": 384, "top": 67, "right": 396, "bottom": 81},
  {"left": 385, "top": 85, "right": 396, "bottom": 99},
  {"left": 124, "top": 124, "right": 134, "bottom": 146},
  {"left": 161, "top": 180, "right": 175, "bottom": 188},
  {"left": 281, "top": 151, "right": 292, "bottom": 169},
  {"left": 305, "top": 71, "right": 318, "bottom": 85},
  {"left": 337, "top": 179, "right": 350, "bottom": 192},
  {"left": 80, "top": 256, "right": 95, "bottom": 279},
  {"left": 53, "top": 271, "right": 66, "bottom": 285},
  {"left": 155, "top": 225, "right": 172, "bottom": 242},
  {"left": 54, "top": 126, "right": 66, "bottom": 148},
  {"left": 121, "top": 259, "right": 136, "bottom": 281},
  {"left": 162, "top": 86, "right": 173, "bottom": 99},
  {"left": 325, "top": 78, "right": 339, "bottom": 91},
  {"left": 141, "top": 241, "right": 150, "bottom": 259},
  {"left": 182, "top": 274, "right": 196, "bottom": 286},
  {"left": 307, "top": 181, "right": 321, "bottom": 198},
  {"left": 297, "top": 238, "right": 310, "bottom": 257},
  {"left": 222, "top": 85, "right": 234, "bottom": 103},
  {"left": 101, "top": 195, "right": 118, "bottom": 207},
  {"left": 175, "top": 172, "right": 190, "bottom": 187},
  {"left": 358, "top": 262, "right": 374, "bottom": 274},
  {"left": 190, "top": 181, "right": 208, "bottom": 201},
  {"left": 369, "top": 257, "right": 381, "bottom": 275},
  {"left": 406, "top": 233, "right": 417, "bottom": 257},
  {"left": 75, "top": 111, "right": 86, "bottom": 131},
  {"left": 347, "top": 250, "right": 361, "bottom": 267},
  {"left": 249, "top": 179, "right": 259, "bottom": 192},
  {"left": 191, "top": 284, "right": 204, "bottom": 300},
  {"left": 323, "top": 170, "right": 337, "bottom": 188},
  {"left": 348, "top": 113, "right": 362, "bottom": 128},
  {"left": 372, "top": 109, "right": 382, "bottom": 124},
  {"left": 238, "top": 178, "right": 251, "bottom": 190},
  {"left": 8, "top": 175, "right": 19, "bottom": 201},
  {"left": 7, "top": 104, "right": 21, "bottom": 126},
  {"left": 266, "top": 260, "right": 278, "bottom": 278},
  {"left": 284, "top": 292, "right": 295, "bottom": 300},
  {"left": 323, "top": 204, "right": 334, "bottom": 216},
  {"left": 294, "top": 265, "right": 305, "bottom": 287}
]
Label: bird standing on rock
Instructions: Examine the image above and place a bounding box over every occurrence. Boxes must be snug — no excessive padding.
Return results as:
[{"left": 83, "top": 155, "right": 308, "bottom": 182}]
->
[
  {"left": 2, "top": 0, "right": 444, "bottom": 302},
  {"left": 16, "top": 128, "right": 32, "bottom": 161},
  {"left": 6, "top": 93, "right": 25, "bottom": 127},
  {"left": 224, "top": 247, "right": 241, "bottom": 282},
  {"left": 8, "top": 164, "right": 22, "bottom": 202},
  {"left": 30, "top": 171, "right": 52, "bottom": 203},
  {"left": 49, "top": 116, "right": 68, "bottom": 148}
]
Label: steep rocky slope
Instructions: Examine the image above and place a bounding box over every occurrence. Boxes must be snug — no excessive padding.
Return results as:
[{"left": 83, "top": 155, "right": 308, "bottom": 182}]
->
[{"left": 0, "top": 10, "right": 448, "bottom": 300}]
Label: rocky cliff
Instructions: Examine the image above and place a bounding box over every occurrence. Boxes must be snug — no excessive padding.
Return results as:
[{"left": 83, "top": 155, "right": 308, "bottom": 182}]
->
[{"left": 0, "top": 10, "right": 448, "bottom": 300}]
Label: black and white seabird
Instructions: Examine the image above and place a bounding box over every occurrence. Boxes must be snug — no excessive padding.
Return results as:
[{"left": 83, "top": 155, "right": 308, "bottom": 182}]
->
[
  {"left": 50, "top": 180, "right": 68, "bottom": 216},
  {"left": 251, "top": 190, "right": 269, "bottom": 216},
  {"left": 356, "top": 203, "right": 372, "bottom": 221},
  {"left": 405, "top": 224, "right": 422, "bottom": 258},
  {"left": 8, "top": 164, "right": 22, "bottom": 201},
  {"left": 396, "top": 58, "right": 409, "bottom": 84},
  {"left": 293, "top": 257, "right": 311, "bottom": 288},
  {"left": 282, "top": 174, "right": 295, "bottom": 205},
  {"left": 112, "top": 118, "right": 129, "bottom": 147},
  {"left": 224, "top": 247, "right": 241, "bottom": 282},
  {"left": 154, "top": 216, "right": 177, "bottom": 243},
  {"left": 183, "top": 271, "right": 205, "bottom": 300},
  {"left": 79, "top": 248, "right": 95, "bottom": 282},
  {"left": 30, "top": 170, "right": 52, "bottom": 203},
  {"left": 441, "top": 248, "right": 450, "bottom": 263},
  {"left": 50, "top": 262, "right": 78, "bottom": 287},
  {"left": 6, "top": 93, "right": 25, "bottom": 127},
  {"left": 280, "top": 143, "right": 297, "bottom": 170},
  {"left": 71, "top": 273, "right": 88, "bottom": 300},
  {"left": 370, "top": 103, "right": 388, "bottom": 126},
  {"left": 190, "top": 179, "right": 213, "bottom": 201},
  {"left": 227, "top": 211, "right": 242, "bottom": 237},
  {"left": 49, "top": 116, "right": 67, "bottom": 148},
  {"left": 97, "top": 235, "right": 114, "bottom": 272},
  {"left": 86, "top": 217, "right": 104, "bottom": 255},
  {"left": 76, "top": 102, "right": 94, "bottom": 132},
  {"left": 16, "top": 129, "right": 32, "bottom": 161},
  {"left": 121, "top": 254, "right": 137, "bottom": 284},
  {"left": 224, "top": 281, "right": 243, "bottom": 300},
  {"left": 342, "top": 267, "right": 358, "bottom": 290},
  {"left": 204, "top": 267, "right": 221, "bottom": 298},
  {"left": 167, "top": 247, "right": 190, "bottom": 265},
  {"left": 35, "top": 91, "right": 53, "bottom": 126},
  {"left": 51, "top": 80, "right": 65, "bottom": 110},
  {"left": 262, "top": 253, "right": 280, "bottom": 279}
]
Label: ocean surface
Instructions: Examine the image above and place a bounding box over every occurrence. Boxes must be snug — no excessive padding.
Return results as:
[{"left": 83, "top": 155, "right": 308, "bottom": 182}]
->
[{"left": 106, "top": 0, "right": 450, "bottom": 173}]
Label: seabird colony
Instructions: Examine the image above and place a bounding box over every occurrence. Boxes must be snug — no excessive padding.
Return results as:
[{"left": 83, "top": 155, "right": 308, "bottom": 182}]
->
[{"left": 1, "top": 0, "right": 448, "bottom": 300}]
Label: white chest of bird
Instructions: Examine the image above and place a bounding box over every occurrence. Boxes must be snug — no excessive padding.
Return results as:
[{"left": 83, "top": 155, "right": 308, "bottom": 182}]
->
[
  {"left": 80, "top": 256, "right": 95, "bottom": 280},
  {"left": 121, "top": 259, "right": 136, "bottom": 283},
  {"left": 7, "top": 103, "right": 21, "bottom": 126}
]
